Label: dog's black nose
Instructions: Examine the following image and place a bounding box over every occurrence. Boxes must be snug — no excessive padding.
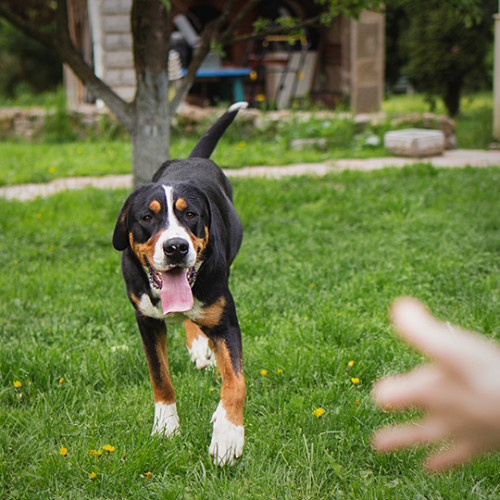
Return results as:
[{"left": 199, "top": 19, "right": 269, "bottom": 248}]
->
[{"left": 164, "top": 238, "right": 189, "bottom": 260}]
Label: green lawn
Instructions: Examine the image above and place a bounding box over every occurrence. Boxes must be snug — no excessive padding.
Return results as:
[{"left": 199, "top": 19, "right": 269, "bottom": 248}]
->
[
  {"left": 1, "top": 166, "right": 499, "bottom": 498},
  {"left": 0, "top": 135, "right": 387, "bottom": 187}
]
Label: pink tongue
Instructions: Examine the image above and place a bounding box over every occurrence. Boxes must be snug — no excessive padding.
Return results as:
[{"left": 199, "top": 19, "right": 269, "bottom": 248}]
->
[{"left": 160, "top": 268, "right": 194, "bottom": 315}]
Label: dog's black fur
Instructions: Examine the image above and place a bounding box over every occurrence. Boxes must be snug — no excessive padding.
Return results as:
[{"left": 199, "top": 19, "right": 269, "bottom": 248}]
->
[{"left": 112, "top": 103, "right": 246, "bottom": 466}]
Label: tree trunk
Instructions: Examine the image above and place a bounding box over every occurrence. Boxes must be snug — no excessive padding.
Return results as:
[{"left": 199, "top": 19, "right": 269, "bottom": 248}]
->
[
  {"left": 131, "top": 102, "right": 171, "bottom": 185},
  {"left": 444, "top": 80, "right": 461, "bottom": 117},
  {"left": 130, "top": 0, "right": 172, "bottom": 185}
]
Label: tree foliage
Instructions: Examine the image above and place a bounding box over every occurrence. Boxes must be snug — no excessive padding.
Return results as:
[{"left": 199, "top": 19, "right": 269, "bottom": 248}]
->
[{"left": 400, "top": 0, "right": 496, "bottom": 116}]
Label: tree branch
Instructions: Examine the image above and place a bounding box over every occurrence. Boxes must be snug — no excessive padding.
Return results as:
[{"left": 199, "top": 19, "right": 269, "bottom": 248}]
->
[
  {"left": 0, "top": 5, "right": 54, "bottom": 48},
  {"left": 220, "top": 0, "right": 265, "bottom": 45},
  {"left": 227, "top": 13, "right": 324, "bottom": 47},
  {"left": 54, "top": 1, "right": 134, "bottom": 132},
  {"left": 169, "top": 0, "right": 239, "bottom": 113},
  {"left": 0, "top": 1, "right": 134, "bottom": 133}
]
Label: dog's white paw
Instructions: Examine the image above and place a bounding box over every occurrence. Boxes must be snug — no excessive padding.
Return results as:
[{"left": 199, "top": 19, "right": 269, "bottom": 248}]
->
[
  {"left": 209, "top": 402, "right": 244, "bottom": 466},
  {"left": 188, "top": 335, "right": 216, "bottom": 370},
  {"left": 151, "top": 402, "right": 180, "bottom": 437}
]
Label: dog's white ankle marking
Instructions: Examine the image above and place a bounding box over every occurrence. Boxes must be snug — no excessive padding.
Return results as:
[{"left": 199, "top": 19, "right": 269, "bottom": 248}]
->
[
  {"left": 188, "top": 335, "right": 216, "bottom": 369},
  {"left": 209, "top": 402, "right": 244, "bottom": 466},
  {"left": 151, "top": 402, "right": 180, "bottom": 437}
]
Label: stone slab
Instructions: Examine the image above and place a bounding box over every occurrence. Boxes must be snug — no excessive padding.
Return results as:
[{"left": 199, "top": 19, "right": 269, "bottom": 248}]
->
[{"left": 384, "top": 128, "right": 445, "bottom": 157}]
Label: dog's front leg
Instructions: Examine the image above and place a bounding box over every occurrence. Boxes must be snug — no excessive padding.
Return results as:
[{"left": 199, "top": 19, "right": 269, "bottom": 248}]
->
[
  {"left": 204, "top": 302, "right": 245, "bottom": 466},
  {"left": 136, "top": 313, "right": 180, "bottom": 437}
]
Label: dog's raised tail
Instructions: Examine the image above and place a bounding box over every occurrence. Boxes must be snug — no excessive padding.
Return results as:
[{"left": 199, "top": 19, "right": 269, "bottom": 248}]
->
[{"left": 188, "top": 102, "right": 248, "bottom": 159}]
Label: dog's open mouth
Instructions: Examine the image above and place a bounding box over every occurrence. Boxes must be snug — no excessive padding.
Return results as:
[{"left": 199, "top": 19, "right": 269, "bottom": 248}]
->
[{"left": 147, "top": 262, "right": 196, "bottom": 315}]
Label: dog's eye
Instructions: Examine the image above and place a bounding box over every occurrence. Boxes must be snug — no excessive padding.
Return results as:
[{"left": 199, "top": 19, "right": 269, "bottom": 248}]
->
[
  {"left": 143, "top": 214, "right": 152, "bottom": 223},
  {"left": 186, "top": 212, "right": 196, "bottom": 220}
]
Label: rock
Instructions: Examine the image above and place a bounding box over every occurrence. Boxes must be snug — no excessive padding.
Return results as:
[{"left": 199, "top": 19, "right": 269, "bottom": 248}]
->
[{"left": 384, "top": 128, "right": 445, "bottom": 157}]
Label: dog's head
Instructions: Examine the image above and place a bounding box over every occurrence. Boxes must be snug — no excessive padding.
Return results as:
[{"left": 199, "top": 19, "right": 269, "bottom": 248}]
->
[
  {"left": 113, "top": 181, "right": 210, "bottom": 314},
  {"left": 113, "top": 102, "right": 247, "bottom": 316}
]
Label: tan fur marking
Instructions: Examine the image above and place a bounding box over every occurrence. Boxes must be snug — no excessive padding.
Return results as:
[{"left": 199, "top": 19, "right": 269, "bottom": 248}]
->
[
  {"left": 149, "top": 200, "right": 161, "bottom": 213},
  {"left": 197, "top": 296, "right": 226, "bottom": 329},
  {"left": 213, "top": 341, "right": 245, "bottom": 425},
  {"left": 130, "top": 292, "right": 141, "bottom": 308},
  {"left": 130, "top": 230, "right": 164, "bottom": 267},
  {"left": 189, "top": 226, "right": 209, "bottom": 255},
  {"left": 175, "top": 198, "right": 187, "bottom": 211}
]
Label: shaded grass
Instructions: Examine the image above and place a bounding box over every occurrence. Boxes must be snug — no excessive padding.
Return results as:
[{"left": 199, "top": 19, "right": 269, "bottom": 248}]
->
[
  {"left": 0, "top": 132, "right": 385, "bottom": 187},
  {"left": 0, "top": 166, "right": 499, "bottom": 498},
  {"left": 382, "top": 91, "right": 494, "bottom": 148},
  {"left": 0, "top": 92, "right": 495, "bottom": 186}
]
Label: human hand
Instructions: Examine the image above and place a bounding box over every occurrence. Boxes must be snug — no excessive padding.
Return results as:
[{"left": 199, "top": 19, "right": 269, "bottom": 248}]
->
[{"left": 371, "top": 298, "right": 500, "bottom": 471}]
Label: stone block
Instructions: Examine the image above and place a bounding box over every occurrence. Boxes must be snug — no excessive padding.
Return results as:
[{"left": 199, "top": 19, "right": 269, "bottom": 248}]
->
[
  {"left": 102, "top": 15, "right": 130, "bottom": 33},
  {"left": 384, "top": 128, "right": 445, "bottom": 157},
  {"left": 104, "top": 50, "right": 134, "bottom": 68}
]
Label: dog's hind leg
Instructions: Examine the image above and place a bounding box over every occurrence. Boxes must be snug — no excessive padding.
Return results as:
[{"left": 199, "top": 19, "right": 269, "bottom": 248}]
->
[
  {"left": 136, "top": 314, "right": 180, "bottom": 437},
  {"left": 184, "top": 319, "right": 216, "bottom": 369}
]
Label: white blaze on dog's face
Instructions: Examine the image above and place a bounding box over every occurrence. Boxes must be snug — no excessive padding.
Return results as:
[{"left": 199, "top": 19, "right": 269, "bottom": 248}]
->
[{"left": 152, "top": 185, "right": 197, "bottom": 271}]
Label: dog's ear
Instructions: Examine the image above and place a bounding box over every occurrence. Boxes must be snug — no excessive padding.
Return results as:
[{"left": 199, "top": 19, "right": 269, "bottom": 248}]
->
[{"left": 112, "top": 196, "right": 132, "bottom": 251}]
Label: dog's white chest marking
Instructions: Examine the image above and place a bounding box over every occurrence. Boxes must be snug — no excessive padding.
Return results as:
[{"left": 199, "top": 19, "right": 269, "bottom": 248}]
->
[{"left": 138, "top": 291, "right": 203, "bottom": 323}]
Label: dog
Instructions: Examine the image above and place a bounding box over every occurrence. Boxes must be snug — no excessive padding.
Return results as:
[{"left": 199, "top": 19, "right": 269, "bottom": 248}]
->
[{"left": 112, "top": 103, "right": 246, "bottom": 466}]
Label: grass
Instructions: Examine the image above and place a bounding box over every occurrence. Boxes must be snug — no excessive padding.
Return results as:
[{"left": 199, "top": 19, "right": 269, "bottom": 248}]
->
[
  {"left": 0, "top": 92, "right": 495, "bottom": 187},
  {"left": 382, "top": 91, "right": 494, "bottom": 149},
  {"left": 1, "top": 165, "right": 499, "bottom": 498}
]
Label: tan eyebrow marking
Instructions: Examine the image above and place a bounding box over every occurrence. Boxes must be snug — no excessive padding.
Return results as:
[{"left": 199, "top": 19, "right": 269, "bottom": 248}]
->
[
  {"left": 175, "top": 198, "right": 187, "bottom": 211},
  {"left": 149, "top": 200, "right": 161, "bottom": 213}
]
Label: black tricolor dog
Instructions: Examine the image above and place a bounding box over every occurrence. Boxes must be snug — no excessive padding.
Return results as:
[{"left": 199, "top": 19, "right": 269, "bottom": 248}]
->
[{"left": 113, "top": 103, "right": 246, "bottom": 466}]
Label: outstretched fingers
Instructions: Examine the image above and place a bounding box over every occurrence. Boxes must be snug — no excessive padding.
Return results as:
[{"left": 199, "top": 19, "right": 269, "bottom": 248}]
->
[{"left": 372, "top": 416, "right": 448, "bottom": 452}]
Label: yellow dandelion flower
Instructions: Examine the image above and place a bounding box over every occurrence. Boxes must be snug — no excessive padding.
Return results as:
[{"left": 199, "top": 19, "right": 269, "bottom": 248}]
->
[
  {"left": 142, "top": 471, "right": 152, "bottom": 479},
  {"left": 277, "top": 369, "right": 283, "bottom": 374},
  {"left": 256, "top": 93, "right": 266, "bottom": 102},
  {"left": 14, "top": 260, "right": 18, "bottom": 265},
  {"left": 260, "top": 369, "right": 268, "bottom": 376},
  {"left": 60, "top": 446, "right": 68, "bottom": 456},
  {"left": 236, "top": 140, "right": 246, "bottom": 150},
  {"left": 49, "top": 166, "right": 56, "bottom": 174},
  {"left": 209, "top": 387, "right": 215, "bottom": 392},
  {"left": 312, "top": 408, "right": 325, "bottom": 418},
  {"left": 13, "top": 380, "right": 22, "bottom": 389},
  {"left": 36, "top": 213, "right": 42, "bottom": 220},
  {"left": 348, "top": 360, "right": 354, "bottom": 367},
  {"left": 351, "top": 377, "right": 360, "bottom": 385},
  {"left": 102, "top": 444, "right": 115, "bottom": 452},
  {"left": 90, "top": 449, "right": 103, "bottom": 457},
  {"left": 59, "top": 377, "right": 64, "bottom": 384},
  {"left": 310, "top": 283, "right": 315, "bottom": 288},
  {"left": 88, "top": 472, "right": 97, "bottom": 479},
  {"left": 77, "top": 147, "right": 83, "bottom": 154}
]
